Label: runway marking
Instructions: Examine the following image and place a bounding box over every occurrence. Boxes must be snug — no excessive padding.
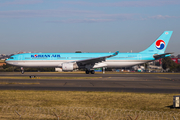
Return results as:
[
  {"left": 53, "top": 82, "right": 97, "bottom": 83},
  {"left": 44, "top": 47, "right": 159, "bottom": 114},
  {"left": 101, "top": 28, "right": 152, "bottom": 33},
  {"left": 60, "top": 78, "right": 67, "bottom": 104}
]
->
[
  {"left": 63, "top": 82, "right": 67, "bottom": 86},
  {"left": 157, "top": 76, "right": 171, "bottom": 80},
  {"left": 90, "top": 82, "right": 94, "bottom": 86}
]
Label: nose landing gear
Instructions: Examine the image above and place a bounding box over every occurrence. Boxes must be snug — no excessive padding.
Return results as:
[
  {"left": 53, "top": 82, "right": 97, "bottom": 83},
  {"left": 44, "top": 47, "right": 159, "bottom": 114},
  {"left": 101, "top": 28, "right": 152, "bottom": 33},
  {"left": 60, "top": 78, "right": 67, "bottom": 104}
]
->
[{"left": 21, "top": 67, "right": 24, "bottom": 74}]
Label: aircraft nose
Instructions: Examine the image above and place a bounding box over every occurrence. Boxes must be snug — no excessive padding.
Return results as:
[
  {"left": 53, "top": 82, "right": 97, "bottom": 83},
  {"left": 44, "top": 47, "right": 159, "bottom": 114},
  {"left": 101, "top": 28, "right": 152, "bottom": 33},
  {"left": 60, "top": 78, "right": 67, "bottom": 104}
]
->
[
  {"left": 5, "top": 59, "right": 9, "bottom": 64},
  {"left": 5, "top": 59, "right": 13, "bottom": 66}
]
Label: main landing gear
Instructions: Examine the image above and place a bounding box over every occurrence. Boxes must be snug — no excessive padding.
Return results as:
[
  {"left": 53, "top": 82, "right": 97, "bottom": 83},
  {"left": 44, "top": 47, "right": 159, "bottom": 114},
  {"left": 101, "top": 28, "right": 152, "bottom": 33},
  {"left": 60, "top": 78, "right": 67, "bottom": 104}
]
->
[
  {"left": 85, "top": 70, "right": 95, "bottom": 74},
  {"left": 21, "top": 67, "right": 24, "bottom": 74}
]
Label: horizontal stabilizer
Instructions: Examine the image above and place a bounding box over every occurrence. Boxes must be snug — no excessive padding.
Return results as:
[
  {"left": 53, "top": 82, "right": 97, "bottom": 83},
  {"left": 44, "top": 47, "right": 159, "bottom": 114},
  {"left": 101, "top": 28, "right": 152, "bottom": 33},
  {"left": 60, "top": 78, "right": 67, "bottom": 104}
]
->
[{"left": 153, "top": 53, "right": 173, "bottom": 59}]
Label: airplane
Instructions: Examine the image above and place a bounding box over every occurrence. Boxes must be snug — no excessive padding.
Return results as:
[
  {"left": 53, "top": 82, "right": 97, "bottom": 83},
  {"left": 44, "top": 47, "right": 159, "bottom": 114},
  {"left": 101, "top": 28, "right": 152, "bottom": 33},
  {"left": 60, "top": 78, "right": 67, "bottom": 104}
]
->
[{"left": 5, "top": 31, "right": 173, "bottom": 74}]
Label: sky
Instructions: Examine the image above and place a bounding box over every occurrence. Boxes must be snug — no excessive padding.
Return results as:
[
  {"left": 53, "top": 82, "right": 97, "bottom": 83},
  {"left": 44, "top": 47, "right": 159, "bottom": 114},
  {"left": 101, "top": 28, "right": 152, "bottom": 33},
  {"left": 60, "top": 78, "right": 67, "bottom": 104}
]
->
[{"left": 0, "top": 0, "right": 180, "bottom": 55}]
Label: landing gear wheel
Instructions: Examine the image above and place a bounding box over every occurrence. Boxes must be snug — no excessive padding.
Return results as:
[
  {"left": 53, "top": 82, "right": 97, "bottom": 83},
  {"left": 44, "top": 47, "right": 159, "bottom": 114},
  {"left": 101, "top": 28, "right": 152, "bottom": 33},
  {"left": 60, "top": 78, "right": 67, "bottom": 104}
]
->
[
  {"left": 21, "top": 70, "right": 24, "bottom": 74},
  {"left": 85, "top": 70, "right": 90, "bottom": 74},
  {"left": 90, "top": 70, "right": 95, "bottom": 74}
]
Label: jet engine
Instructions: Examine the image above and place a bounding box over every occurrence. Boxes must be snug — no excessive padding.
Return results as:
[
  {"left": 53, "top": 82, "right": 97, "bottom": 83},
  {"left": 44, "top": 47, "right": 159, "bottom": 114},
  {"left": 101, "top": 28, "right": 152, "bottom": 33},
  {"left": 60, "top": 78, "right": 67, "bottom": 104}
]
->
[{"left": 62, "top": 63, "right": 78, "bottom": 71}]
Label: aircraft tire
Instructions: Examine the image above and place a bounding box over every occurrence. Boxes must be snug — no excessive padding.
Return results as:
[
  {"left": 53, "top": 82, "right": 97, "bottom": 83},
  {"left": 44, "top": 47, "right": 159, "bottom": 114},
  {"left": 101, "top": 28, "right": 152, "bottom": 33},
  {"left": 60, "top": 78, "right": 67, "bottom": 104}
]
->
[
  {"left": 21, "top": 70, "right": 24, "bottom": 74},
  {"left": 85, "top": 70, "right": 89, "bottom": 74},
  {"left": 91, "top": 70, "right": 95, "bottom": 74}
]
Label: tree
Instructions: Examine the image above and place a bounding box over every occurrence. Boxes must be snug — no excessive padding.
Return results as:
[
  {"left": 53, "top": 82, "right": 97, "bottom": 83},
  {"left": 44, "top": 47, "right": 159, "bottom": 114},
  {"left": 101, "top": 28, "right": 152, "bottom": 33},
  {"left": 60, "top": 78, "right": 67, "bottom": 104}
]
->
[
  {"left": 162, "top": 57, "right": 177, "bottom": 72},
  {"left": 75, "top": 51, "right": 82, "bottom": 53},
  {"left": 2, "top": 64, "right": 11, "bottom": 69},
  {"left": 177, "top": 64, "right": 180, "bottom": 71}
]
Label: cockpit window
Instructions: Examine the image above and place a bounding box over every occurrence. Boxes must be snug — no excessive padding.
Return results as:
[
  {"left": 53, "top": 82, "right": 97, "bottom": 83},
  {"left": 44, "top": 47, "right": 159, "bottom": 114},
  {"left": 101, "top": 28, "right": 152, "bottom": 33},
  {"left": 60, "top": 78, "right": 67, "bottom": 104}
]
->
[{"left": 9, "top": 57, "right": 14, "bottom": 59}]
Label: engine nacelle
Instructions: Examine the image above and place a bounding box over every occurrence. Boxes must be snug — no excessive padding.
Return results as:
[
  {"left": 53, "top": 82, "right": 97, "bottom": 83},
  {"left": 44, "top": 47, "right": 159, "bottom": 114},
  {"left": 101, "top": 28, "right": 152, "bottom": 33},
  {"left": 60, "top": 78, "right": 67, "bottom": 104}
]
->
[{"left": 62, "top": 63, "right": 78, "bottom": 71}]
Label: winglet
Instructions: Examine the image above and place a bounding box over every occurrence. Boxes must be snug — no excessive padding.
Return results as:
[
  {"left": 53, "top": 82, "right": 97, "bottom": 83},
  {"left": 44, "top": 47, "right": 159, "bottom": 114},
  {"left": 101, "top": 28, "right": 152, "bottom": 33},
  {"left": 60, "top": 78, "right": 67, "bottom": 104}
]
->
[{"left": 113, "top": 51, "right": 119, "bottom": 56}]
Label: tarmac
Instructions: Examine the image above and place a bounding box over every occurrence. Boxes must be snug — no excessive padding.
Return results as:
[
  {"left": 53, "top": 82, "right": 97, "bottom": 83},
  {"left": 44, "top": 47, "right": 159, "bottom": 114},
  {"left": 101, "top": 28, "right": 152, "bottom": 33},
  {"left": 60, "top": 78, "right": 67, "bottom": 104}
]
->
[{"left": 0, "top": 72, "right": 180, "bottom": 93}]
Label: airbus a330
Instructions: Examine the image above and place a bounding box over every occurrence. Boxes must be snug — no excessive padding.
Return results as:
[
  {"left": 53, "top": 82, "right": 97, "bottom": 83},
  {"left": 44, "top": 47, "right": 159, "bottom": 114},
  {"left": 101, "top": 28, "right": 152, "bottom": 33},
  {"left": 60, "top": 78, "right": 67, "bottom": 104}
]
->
[{"left": 5, "top": 31, "right": 173, "bottom": 74}]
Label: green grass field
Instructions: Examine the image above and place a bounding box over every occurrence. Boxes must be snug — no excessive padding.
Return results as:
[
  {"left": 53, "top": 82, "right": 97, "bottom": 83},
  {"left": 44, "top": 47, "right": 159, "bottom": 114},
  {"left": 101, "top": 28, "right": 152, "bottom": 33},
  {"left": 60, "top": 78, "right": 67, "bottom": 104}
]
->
[{"left": 0, "top": 90, "right": 179, "bottom": 112}]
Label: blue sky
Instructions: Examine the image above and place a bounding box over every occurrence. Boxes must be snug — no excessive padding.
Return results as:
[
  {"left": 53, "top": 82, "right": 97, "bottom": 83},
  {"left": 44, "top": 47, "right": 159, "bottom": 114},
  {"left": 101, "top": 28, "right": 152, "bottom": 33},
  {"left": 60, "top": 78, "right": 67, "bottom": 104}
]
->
[{"left": 0, "top": 0, "right": 180, "bottom": 55}]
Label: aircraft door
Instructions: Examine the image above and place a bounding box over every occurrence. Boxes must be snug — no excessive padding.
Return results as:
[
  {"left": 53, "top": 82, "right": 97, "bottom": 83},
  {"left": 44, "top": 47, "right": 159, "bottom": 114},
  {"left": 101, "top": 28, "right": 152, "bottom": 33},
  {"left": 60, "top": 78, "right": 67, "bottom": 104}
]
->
[
  {"left": 18, "top": 55, "right": 22, "bottom": 61},
  {"left": 137, "top": 54, "right": 142, "bottom": 60}
]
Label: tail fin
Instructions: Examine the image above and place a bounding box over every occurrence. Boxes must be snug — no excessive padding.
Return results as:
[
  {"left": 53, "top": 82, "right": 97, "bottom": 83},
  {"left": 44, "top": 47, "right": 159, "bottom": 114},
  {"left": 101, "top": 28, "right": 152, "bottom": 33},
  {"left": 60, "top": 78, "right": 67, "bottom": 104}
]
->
[{"left": 140, "top": 31, "right": 173, "bottom": 54}]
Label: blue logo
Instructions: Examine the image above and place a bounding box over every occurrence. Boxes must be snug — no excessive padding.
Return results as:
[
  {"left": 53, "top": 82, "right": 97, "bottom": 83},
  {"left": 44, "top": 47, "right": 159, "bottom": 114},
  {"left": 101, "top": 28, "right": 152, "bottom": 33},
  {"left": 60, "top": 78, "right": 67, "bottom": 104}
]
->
[{"left": 31, "top": 54, "right": 61, "bottom": 58}]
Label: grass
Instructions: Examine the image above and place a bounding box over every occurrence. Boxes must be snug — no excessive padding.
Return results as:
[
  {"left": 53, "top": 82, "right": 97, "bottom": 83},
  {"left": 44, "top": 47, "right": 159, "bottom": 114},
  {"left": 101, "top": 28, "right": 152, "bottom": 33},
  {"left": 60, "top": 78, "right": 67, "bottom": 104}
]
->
[
  {"left": 0, "top": 90, "right": 179, "bottom": 112},
  {"left": 0, "top": 76, "right": 102, "bottom": 79}
]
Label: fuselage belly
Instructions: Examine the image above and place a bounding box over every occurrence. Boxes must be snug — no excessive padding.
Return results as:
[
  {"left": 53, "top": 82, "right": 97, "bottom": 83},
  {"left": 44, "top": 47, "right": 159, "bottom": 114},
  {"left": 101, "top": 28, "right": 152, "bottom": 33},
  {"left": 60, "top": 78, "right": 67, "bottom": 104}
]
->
[{"left": 6, "top": 60, "right": 150, "bottom": 68}]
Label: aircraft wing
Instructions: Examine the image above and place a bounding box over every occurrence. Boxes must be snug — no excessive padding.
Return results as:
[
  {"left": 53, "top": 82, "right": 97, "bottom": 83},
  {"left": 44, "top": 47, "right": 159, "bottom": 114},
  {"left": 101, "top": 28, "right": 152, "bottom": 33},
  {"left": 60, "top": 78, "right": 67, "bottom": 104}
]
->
[
  {"left": 153, "top": 53, "right": 173, "bottom": 59},
  {"left": 76, "top": 51, "right": 119, "bottom": 65}
]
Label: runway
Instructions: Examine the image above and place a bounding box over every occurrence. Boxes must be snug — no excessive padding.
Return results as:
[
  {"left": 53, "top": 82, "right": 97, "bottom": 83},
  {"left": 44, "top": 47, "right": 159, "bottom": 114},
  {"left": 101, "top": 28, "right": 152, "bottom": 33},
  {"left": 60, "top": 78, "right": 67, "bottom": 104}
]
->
[{"left": 0, "top": 72, "right": 180, "bottom": 93}]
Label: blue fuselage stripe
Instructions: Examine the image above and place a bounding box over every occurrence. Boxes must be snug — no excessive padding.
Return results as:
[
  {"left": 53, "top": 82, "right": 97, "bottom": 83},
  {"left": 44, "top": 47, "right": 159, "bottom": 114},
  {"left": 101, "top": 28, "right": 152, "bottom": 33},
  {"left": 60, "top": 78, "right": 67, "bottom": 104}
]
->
[{"left": 6, "top": 53, "right": 155, "bottom": 61}]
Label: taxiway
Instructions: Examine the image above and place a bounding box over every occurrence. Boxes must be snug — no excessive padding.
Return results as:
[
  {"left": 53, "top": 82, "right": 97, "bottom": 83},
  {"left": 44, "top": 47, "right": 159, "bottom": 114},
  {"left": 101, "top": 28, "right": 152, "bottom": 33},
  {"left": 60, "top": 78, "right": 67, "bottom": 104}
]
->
[{"left": 0, "top": 72, "right": 180, "bottom": 93}]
